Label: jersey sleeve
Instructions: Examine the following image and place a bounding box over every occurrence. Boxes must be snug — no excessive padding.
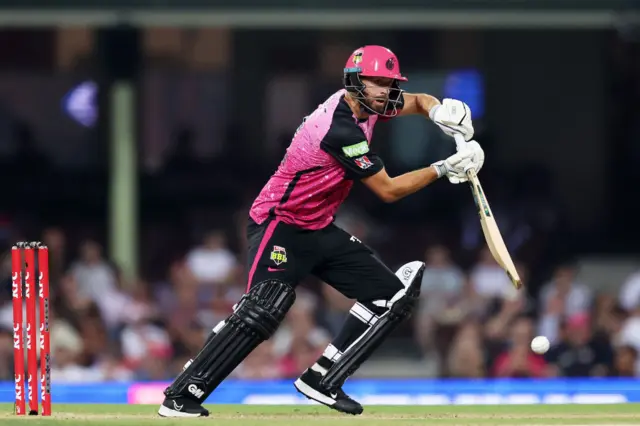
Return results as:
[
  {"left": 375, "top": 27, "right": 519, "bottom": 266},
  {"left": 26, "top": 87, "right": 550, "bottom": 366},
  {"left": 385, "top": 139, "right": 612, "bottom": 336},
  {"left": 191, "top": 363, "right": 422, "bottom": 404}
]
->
[{"left": 320, "top": 122, "right": 384, "bottom": 180}]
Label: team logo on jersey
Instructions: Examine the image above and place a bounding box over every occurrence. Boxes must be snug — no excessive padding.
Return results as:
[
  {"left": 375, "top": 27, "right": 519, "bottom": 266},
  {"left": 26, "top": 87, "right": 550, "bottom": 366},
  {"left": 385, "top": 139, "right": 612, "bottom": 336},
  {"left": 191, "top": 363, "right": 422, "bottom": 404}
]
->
[
  {"left": 354, "top": 155, "right": 374, "bottom": 170},
  {"left": 342, "top": 141, "right": 369, "bottom": 158},
  {"left": 352, "top": 51, "right": 363, "bottom": 65},
  {"left": 270, "top": 246, "right": 288, "bottom": 266}
]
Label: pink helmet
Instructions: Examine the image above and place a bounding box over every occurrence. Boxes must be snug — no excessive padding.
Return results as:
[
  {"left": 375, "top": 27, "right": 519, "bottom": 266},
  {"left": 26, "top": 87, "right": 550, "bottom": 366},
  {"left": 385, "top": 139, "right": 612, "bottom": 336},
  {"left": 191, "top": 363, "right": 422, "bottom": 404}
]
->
[{"left": 343, "top": 46, "right": 407, "bottom": 117}]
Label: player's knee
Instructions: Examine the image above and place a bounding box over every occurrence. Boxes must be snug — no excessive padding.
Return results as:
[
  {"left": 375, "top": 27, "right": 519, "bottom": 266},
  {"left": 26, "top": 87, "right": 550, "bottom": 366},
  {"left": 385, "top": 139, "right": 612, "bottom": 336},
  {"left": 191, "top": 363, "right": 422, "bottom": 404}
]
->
[
  {"left": 370, "top": 261, "right": 425, "bottom": 317},
  {"left": 353, "top": 300, "right": 387, "bottom": 319},
  {"left": 354, "top": 275, "right": 403, "bottom": 318},
  {"left": 233, "top": 279, "right": 296, "bottom": 339}
]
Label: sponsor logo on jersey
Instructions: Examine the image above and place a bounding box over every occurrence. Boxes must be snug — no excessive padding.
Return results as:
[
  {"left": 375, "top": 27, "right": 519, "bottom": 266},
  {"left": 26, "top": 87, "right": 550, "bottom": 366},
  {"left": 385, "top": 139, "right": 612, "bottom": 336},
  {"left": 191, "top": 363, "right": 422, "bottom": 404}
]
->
[
  {"left": 354, "top": 155, "right": 374, "bottom": 170},
  {"left": 342, "top": 141, "right": 369, "bottom": 158}
]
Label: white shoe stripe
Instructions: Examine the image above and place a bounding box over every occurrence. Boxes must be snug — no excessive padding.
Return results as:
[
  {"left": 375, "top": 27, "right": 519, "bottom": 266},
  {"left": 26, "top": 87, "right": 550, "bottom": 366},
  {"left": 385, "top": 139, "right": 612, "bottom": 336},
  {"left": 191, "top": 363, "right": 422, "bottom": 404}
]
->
[
  {"left": 158, "top": 404, "right": 202, "bottom": 418},
  {"left": 294, "top": 378, "right": 336, "bottom": 406}
]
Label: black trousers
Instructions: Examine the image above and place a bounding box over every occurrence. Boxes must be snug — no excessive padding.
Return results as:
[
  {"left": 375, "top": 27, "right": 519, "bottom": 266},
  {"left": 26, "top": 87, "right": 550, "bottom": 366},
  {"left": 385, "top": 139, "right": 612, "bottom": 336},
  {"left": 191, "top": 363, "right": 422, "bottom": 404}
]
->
[{"left": 246, "top": 218, "right": 403, "bottom": 303}]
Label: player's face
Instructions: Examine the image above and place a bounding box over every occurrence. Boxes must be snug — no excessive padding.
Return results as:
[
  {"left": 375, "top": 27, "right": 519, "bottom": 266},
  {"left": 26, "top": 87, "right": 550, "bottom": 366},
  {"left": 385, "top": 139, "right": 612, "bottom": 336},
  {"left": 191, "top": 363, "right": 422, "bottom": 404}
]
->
[{"left": 361, "top": 77, "right": 395, "bottom": 113}]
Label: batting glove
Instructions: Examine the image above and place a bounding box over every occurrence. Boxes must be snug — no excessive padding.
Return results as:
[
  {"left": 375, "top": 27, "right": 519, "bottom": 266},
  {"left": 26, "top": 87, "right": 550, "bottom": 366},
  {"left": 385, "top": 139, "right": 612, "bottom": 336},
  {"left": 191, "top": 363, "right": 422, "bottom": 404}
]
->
[
  {"left": 430, "top": 98, "right": 474, "bottom": 141},
  {"left": 432, "top": 140, "right": 484, "bottom": 184}
]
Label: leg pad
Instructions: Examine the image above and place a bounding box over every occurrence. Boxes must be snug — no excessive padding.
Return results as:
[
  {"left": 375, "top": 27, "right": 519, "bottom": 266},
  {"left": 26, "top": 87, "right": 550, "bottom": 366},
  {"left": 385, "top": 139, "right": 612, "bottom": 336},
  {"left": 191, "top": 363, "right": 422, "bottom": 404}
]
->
[
  {"left": 164, "top": 279, "right": 295, "bottom": 402},
  {"left": 320, "top": 261, "right": 425, "bottom": 388}
]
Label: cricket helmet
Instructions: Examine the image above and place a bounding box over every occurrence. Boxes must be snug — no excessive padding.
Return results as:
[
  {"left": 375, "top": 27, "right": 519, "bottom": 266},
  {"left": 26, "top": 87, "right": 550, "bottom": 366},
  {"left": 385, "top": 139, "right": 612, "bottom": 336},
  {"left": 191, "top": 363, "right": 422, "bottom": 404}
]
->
[{"left": 343, "top": 45, "right": 407, "bottom": 117}]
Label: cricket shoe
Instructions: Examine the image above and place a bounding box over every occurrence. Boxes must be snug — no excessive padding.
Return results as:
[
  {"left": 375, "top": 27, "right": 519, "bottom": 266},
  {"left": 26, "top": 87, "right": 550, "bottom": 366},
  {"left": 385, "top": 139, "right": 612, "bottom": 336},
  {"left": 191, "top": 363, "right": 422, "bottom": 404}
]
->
[
  {"left": 294, "top": 368, "right": 363, "bottom": 415},
  {"left": 158, "top": 396, "right": 209, "bottom": 418}
]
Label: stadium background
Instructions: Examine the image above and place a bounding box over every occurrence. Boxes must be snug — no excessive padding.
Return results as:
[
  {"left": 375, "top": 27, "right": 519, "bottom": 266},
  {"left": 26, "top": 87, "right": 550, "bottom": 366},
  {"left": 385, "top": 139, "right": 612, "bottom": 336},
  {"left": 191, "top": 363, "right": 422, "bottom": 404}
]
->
[{"left": 0, "top": 0, "right": 640, "bottom": 405}]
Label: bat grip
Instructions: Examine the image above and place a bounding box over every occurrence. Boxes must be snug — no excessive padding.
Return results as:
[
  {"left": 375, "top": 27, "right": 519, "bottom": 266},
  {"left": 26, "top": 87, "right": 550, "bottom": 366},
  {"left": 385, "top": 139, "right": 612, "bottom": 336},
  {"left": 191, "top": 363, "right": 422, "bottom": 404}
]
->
[
  {"left": 453, "top": 134, "right": 467, "bottom": 151},
  {"left": 453, "top": 134, "right": 476, "bottom": 178}
]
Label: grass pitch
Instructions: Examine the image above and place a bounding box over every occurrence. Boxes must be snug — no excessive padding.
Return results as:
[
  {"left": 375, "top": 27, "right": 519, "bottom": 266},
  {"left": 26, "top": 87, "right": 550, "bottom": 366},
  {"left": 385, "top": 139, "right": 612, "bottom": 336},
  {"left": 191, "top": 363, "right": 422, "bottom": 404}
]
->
[{"left": 1, "top": 403, "right": 639, "bottom": 425}]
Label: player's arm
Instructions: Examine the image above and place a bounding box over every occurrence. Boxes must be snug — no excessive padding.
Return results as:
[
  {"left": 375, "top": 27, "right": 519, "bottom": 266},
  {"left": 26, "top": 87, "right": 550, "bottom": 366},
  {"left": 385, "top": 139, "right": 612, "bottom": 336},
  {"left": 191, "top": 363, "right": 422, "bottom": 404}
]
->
[
  {"left": 361, "top": 167, "right": 438, "bottom": 203},
  {"left": 399, "top": 94, "right": 475, "bottom": 142},
  {"left": 360, "top": 146, "right": 482, "bottom": 203},
  {"left": 320, "top": 122, "right": 474, "bottom": 203},
  {"left": 397, "top": 93, "right": 440, "bottom": 118},
  {"left": 360, "top": 143, "right": 483, "bottom": 202},
  {"left": 320, "top": 129, "right": 389, "bottom": 195}
]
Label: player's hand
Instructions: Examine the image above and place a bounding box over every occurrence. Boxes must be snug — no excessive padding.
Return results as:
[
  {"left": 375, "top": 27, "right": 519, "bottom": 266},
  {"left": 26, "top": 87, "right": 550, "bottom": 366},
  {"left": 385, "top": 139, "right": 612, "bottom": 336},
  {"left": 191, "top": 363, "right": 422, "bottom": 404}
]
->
[
  {"left": 452, "top": 140, "right": 484, "bottom": 183},
  {"left": 461, "top": 140, "right": 484, "bottom": 174},
  {"left": 429, "top": 99, "right": 474, "bottom": 141},
  {"left": 432, "top": 140, "right": 484, "bottom": 184},
  {"left": 431, "top": 148, "right": 475, "bottom": 184}
]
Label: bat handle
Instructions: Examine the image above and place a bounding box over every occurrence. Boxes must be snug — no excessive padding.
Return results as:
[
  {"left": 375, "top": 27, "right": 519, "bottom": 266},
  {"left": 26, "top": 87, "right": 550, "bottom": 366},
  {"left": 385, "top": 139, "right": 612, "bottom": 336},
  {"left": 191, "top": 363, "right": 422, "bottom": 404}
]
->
[{"left": 453, "top": 134, "right": 467, "bottom": 151}]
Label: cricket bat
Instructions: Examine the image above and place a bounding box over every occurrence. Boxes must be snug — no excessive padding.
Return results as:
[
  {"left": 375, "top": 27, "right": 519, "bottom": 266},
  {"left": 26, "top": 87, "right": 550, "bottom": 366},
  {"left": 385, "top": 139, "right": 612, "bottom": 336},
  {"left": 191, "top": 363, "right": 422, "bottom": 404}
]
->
[{"left": 453, "top": 134, "right": 522, "bottom": 290}]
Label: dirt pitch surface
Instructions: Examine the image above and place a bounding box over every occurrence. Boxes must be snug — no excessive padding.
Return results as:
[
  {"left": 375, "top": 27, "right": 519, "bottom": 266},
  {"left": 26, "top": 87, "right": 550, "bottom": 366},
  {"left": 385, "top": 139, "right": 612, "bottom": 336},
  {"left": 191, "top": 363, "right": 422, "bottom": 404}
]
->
[{"left": 1, "top": 403, "right": 639, "bottom": 425}]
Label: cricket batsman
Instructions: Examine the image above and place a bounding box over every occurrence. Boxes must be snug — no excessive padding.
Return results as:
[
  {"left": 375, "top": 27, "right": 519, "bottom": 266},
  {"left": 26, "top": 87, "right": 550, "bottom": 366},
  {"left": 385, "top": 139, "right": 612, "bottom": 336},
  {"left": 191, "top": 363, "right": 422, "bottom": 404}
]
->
[{"left": 158, "top": 45, "right": 484, "bottom": 418}]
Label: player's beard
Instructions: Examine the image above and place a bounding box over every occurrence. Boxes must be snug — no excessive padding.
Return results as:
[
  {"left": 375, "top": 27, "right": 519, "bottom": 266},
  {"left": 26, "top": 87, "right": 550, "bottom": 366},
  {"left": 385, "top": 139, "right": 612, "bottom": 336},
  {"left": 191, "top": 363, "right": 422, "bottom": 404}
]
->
[{"left": 363, "top": 95, "right": 388, "bottom": 114}]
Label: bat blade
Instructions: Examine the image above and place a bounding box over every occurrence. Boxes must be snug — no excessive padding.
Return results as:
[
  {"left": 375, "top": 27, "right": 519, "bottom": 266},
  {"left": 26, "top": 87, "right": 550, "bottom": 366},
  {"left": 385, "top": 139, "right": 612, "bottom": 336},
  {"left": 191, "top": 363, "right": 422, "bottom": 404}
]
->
[
  {"left": 467, "top": 171, "right": 522, "bottom": 290},
  {"left": 452, "top": 134, "right": 521, "bottom": 289}
]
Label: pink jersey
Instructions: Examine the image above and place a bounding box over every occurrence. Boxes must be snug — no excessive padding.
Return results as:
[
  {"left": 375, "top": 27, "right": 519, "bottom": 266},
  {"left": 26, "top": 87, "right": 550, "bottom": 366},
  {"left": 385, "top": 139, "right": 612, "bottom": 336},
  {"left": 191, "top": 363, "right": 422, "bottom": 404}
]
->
[{"left": 250, "top": 89, "right": 385, "bottom": 230}]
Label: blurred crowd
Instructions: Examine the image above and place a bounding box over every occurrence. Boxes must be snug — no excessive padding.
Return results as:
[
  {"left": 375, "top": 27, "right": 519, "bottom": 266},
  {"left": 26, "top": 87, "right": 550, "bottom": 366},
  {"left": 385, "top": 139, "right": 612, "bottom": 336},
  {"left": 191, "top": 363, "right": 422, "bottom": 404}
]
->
[
  {"left": 0, "top": 24, "right": 636, "bottom": 386},
  {"left": 0, "top": 220, "right": 638, "bottom": 383}
]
